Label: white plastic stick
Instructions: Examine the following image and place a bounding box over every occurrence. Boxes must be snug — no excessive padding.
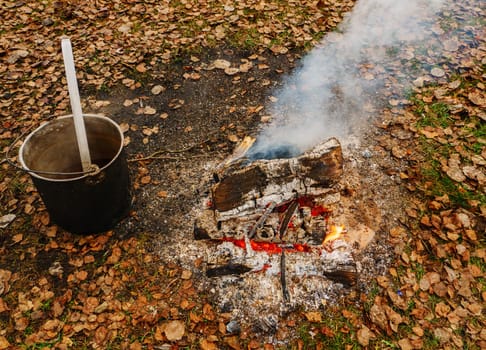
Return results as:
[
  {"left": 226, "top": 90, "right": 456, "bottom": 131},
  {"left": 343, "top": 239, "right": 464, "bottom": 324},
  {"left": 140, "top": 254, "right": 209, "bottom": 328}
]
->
[{"left": 61, "top": 38, "right": 92, "bottom": 172}]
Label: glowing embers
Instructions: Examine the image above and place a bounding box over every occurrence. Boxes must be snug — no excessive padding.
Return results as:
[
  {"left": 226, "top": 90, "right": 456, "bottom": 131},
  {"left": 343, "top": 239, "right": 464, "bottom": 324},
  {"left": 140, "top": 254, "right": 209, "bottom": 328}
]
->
[
  {"left": 196, "top": 194, "right": 343, "bottom": 245},
  {"left": 243, "top": 195, "right": 332, "bottom": 245}
]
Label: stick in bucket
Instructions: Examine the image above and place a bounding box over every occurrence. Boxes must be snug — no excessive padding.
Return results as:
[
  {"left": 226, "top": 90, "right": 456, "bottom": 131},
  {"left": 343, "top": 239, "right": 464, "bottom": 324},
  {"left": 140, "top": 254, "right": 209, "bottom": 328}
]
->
[{"left": 61, "top": 37, "right": 95, "bottom": 173}]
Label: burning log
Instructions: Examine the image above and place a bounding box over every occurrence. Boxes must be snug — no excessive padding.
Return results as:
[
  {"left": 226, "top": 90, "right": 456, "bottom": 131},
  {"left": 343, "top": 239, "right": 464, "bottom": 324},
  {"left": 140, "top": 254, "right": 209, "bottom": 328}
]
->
[{"left": 212, "top": 137, "right": 343, "bottom": 213}]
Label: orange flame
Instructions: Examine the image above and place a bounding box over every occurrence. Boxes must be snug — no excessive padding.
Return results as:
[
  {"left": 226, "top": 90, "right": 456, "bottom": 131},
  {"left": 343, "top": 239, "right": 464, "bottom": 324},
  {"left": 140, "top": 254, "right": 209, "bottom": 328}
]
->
[{"left": 323, "top": 225, "right": 345, "bottom": 244}]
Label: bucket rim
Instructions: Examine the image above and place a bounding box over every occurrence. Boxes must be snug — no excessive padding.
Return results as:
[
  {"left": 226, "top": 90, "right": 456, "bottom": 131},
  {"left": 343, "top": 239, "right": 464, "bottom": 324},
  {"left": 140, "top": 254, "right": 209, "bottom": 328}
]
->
[{"left": 19, "top": 114, "right": 125, "bottom": 182}]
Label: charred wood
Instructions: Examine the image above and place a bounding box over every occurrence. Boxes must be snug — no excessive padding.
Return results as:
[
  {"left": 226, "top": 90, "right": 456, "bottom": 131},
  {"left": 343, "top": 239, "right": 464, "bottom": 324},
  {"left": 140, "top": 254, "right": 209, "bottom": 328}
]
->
[{"left": 206, "top": 263, "right": 253, "bottom": 277}]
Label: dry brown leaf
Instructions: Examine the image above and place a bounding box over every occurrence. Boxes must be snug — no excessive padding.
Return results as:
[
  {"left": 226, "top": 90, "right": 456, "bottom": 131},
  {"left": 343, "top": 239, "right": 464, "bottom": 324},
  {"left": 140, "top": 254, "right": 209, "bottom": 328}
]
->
[
  {"left": 14, "top": 317, "right": 29, "bottom": 331},
  {"left": 189, "top": 311, "right": 202, "bottom": 323},
  {"left": 94, "top": 325, "right": 109, "bottom": 345},
  {"left": 200, "top": 339, "right": 218, "bottom": 350},
  {"left": 203, "top": 303, "right": 215, "bottom": 320},
  {"left": 129, "top": 341, "right": 142, "bottom": 350},
  {"left": 154, "top": 325, "right": 165, "bottom": 341},
  {"left": 466, "top": 302, "right": 482, "bottom": 316},
  {"left": 106, "top": 247, "right": 122, "bottom": 264},
  {"left": 0, "top": 270, "right": 12, "bottom": 296},
  {"left": 431, "top": 67, "right": 445, "bottom": 77},
  {"left": 0, "top": 336, "right": 10, "bottom": 350},
  {"left": 135, "top": 63, "right": 147, "bottom": 73},
  {"left": 443, "top": 38, "right": 459, "bottom": 52},
  {"left": 385, "top": 305, "right": 403, "bottom": 332},
  {"left": 81, "top": 295, "right": 98, "bottom": 311},
  {"left": 304, "top": 311, "right": 322, "bottom": 322},
  {"left": 0, "top": 298, "right": 9, "bottom": 313},
  {"left": 228, "top": 134, "right": 239, "bottom": 143},
  {"left": 357, "top": 325, "right": 374, "bottom": 346},
  {"left": 140, "top": 175, "right": 151, "bottom": 184},
  {"left": 12, "top": 233, "right": 23, "bottom": 243},
  {"left": 157, "top": 190, "right": 168, "bottom": 198},
  {"left": 151, "top": 85, "right": 165, "bottom": 95},
  {"left": 164, "top": 320, "right": 185, "bottom": 341},
  {"left": 213, "top": 59, "right": 231, "bottom": 69},
  {"left": 412, "top": 326, "right": 424, "bottom": 337},
  {"left": 224, "top": 67, "right": 240, "bottom": 76},
  {"left": 239, "top": 61, "right": 253, "bottom": 73},
  {"left": 144, "top": 106, "right": 157, "bottom": 115},
  {"left": 225, "top": 336, "right": 241, "bottom": 350},
  {"left": 398, "top": 338, "right": 413, "bottom": 350},
  {"left": 75, "top": 270, "right": 88, "bottom": 281},
  {"left": 434, "top": 302, "right": 450, "bottom": 317},
  {"left": 52, "top": 300, "right": 64, "bottom": 317},
  {"left": 420, "top": 128, "right": 439, "bottom": 139},
  {"left": 434, "top": 327, "right": 452, "bottom": 344},
  {"left": 468, "top": 90, "right": 486, "bottom": 107}
]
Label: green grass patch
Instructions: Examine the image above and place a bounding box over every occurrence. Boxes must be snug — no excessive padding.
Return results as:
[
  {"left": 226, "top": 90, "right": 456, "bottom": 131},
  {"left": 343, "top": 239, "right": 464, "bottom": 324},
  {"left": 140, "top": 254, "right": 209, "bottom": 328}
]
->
[
  {"left": 227, "top": 28, "right": 261, "bottom": 49},
  {"left": 420, "top": 164, "right": 484, "bottom": 208},
  {"left": 415, "top": 102, "right": 452, "bottom": 129},
  {"left": 409, "top": 87, "right": 486, "bottom": 208},
  {"left": 422, "top": 329, "right": 441, "bottom": 349}
]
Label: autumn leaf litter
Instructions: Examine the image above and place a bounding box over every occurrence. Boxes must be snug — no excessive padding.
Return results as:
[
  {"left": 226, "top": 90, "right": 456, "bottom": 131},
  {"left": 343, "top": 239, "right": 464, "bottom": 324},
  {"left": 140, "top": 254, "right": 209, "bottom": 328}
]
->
[{"left": 1, "top": 0, "right": 485, "bottom": 348}]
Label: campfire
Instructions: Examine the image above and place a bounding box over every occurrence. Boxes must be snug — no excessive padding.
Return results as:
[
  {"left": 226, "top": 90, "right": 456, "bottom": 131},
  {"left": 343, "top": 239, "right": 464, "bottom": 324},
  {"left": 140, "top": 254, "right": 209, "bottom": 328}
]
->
[
  {"left": 195, "top": 136, "right": 344, "bottom": 244},
  {"left": 192, "top": 136, "right": 379, "bottom": 331}
]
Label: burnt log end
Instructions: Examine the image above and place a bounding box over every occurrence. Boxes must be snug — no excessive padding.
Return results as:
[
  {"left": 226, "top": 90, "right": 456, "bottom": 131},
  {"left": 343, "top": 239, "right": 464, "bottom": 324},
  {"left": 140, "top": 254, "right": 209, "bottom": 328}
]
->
[{"left": 212, "top": 166, "right": 267, "bottom": 211}]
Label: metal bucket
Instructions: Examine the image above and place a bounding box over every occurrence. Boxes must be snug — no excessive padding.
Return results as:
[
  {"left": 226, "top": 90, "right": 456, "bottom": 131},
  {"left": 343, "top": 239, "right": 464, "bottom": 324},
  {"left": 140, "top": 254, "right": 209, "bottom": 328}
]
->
[{"left": 19, "top": 114, "right": 131, "bottom": 234}]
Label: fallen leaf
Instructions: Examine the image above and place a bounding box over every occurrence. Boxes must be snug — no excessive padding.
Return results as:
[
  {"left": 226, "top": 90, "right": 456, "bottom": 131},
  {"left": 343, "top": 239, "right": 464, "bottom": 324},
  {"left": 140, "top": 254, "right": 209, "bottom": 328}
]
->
[
  {"left": 0, "top": 270, "right": 12, "bottom": 296},
  {"left": 398, "top": 338, "right": 413, "bottom": 350},
  {"left": 135, "top": 63, "right": 147, "bottom": 73},
  {"left": 144, "top": 106, "right": 157, "bottom": 115},
  {"left": 385, "top": 306, "right": 403, "bottom": 332},
  {"left": 140, "top": 175, "right": 151, "bottom": 184},
  {"left": 412, "top": 326, "right": 424, "bottom": 337},
  {"left": 225, "top": 336, "right": 241, "bottom": 350},
  {"left": 431, "top": 67, "right": 445, "bottom": 77},
  {"left": 468, "top": 90, "right": 486, "bottom": 107},
  {"left": 434, "top": 302, "right": 450, "bottom": 317},
  {"left": 0, "top": 298, "right": 9, "bottom": 313},
  {"left": 357, "top": 325, "right": 374, "bottom": 346},
  {"left": 200, "top": 339, "right": 218, "bottom": 350},
  {"left": 151, "top": 85, "right": 165, "bottom": 95},
  {"left": 12, "top": 233, "right": 23, "bottom": 243},
  {"left": 228, "top": 134, "right": 239, "bottom": 142},
  {"left": 224, "top": 67, "right": 240, "bottom": 75},
  {"left": 157, "top": 190, "right": 168, "bottom": 198},
  {"left": 164, "top": 320, "right": 185, "bottom": 341},
  {"left": 213, "top": 59, "right": 231, "bottom": 69},
  {"left": 433, "top": 328, "right": 452, "bottom": 344},
  {"left": 466, "top": 302, "right": 482, "bottom": 316},
  {"left": 370, "top": 303, "right": 387, "bottom": 330},
  {"left": 443, "top": 39, "right": 459, "bottom": 52},
  {"left": 305, "top": 311, "right": 322, "bottom": 322},
  {"left": 0, "top": 214, "right": 16, "bottom": 228},
  {"left": 0, "top": 336, "right": 10, "bottom": 350}
]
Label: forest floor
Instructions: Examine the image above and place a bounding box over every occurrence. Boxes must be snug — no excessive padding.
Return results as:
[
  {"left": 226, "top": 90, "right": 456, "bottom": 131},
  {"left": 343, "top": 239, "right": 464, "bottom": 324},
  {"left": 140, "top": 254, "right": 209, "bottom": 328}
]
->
[{"left": 0, "top": 0, "right": 485, "bottom": 349}]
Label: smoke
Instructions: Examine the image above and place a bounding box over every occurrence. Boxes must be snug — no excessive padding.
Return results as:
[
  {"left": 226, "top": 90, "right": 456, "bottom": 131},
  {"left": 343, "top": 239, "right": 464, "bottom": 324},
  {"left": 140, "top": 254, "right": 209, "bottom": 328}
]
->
[{"left": 248, "top": 0, "right": 445, "bottom": 159}]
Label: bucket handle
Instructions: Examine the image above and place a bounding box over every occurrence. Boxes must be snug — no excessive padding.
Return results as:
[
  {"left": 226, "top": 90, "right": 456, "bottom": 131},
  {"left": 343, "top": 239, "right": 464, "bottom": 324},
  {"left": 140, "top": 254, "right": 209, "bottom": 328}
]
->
[{"left": 4, "top": 122, "right": 100, "bottom": 177}]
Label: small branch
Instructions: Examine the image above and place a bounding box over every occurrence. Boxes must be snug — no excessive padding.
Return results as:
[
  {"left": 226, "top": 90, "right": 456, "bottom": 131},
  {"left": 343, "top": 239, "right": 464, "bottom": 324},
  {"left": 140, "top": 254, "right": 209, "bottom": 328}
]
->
[{"left": 127, "top": 137, "right": 217, "bottom": 163}]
